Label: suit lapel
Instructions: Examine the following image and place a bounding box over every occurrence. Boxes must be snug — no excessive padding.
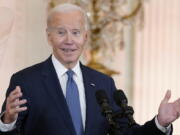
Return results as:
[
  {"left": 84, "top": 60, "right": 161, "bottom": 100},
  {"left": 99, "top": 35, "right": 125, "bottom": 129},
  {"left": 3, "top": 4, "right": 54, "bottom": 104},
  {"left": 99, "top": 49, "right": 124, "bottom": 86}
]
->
[
  {"left": 41, "top": 57, "right": 76, "bottom": 135},
  {"left": 81, "top": 64, "right": 99, "bottom": 135},
  {"left": 41, "top": 58, "right": 100, "bottom": 135}
]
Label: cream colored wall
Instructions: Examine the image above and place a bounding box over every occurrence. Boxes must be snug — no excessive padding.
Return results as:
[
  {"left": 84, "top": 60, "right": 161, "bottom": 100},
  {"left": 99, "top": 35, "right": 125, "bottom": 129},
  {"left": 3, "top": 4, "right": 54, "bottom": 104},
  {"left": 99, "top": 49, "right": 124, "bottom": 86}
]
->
[
  {"left": 0, "top": 0, "right": 51, "bottom": 107},
  {"left": 0, "top": 0, "right": 179, "bottom": 134},
  {"left": 134, "top": 0, "right": 180, "bottom": 135}
]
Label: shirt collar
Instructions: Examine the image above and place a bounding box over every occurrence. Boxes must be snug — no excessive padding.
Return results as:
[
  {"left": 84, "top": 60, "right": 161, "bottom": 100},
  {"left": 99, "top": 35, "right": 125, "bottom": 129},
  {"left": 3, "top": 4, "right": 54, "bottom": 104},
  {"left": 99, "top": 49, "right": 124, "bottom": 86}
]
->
[{"left": 51, "top": 54, "right": 82, "bottom": 78}]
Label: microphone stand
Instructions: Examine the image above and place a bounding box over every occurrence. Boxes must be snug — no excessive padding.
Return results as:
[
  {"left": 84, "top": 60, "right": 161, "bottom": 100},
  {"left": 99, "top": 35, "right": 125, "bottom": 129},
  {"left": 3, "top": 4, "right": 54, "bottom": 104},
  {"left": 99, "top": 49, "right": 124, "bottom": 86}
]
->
[
  {"left": 123, "top": 106, "right": 136, "bottom": 127},
  {"left": 113, "top": 89, "right": 136, "bottom": 128},
  {"left": 107, "top": 107, "right": 136, "bottom": 135},
  {"left": 95, "top": 90, "right": 123, "bottom": 135},
  {"left": 107, "top": 111, "right": 124, "bottom": 135},
  {"left": 95, "top": 89, "right": 136, "bottom": 135},
  {"left": 107, "top": 106, "right": 136, "bottom": 135},
  {"left": 100, "top": 106, "right": 123, "bottom": 135}
]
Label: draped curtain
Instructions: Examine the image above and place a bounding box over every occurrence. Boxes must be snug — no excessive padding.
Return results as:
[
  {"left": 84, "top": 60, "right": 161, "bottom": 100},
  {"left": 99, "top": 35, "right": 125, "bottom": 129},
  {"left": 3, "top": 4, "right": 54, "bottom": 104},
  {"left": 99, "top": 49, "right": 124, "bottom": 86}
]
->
[
  {"left": 134, "top": 0, "right": 180, "bottom": 134},
  {"left": 0, "top": 0, "right": 50, "bottom": 107},
  {"left": 0, "top": 0, "right": 179, "bottom": 134}
]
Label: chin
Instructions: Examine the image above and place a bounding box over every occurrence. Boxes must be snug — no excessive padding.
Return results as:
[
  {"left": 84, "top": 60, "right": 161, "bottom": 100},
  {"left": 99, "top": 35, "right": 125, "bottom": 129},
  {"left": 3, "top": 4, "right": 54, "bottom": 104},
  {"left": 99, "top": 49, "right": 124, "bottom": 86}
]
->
[{"left": 66, "top": 58, "right": 78, "bottom": 64}]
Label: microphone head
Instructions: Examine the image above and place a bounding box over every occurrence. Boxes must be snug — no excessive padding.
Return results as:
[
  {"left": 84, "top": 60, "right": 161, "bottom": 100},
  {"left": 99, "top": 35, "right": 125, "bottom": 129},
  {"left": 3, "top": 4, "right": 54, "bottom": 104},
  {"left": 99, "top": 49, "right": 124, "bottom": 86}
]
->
[
  {"left": 113, "top": 89, "right": 128, "bottom": 106},
  {"left": 95, "top": 89, "right": 109, "bottom": 105}
]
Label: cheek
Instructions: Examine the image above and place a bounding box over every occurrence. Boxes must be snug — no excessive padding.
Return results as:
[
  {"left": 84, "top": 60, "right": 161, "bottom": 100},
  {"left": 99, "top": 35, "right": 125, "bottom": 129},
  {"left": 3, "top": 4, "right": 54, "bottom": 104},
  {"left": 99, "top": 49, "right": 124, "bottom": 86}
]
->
[
  {"left": 49, "top": 36, "right": 64, "bottom": 47},
  {"left": 75, "top": 38, "right": 86, "bottom": 48}
]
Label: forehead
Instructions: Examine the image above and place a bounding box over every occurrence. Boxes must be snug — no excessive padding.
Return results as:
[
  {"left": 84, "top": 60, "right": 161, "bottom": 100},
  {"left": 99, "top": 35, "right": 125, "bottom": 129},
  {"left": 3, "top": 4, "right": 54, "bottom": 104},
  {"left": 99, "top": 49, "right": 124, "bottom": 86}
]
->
[{"left": 48, "top": 10, "right": 85, "bottom": 29}]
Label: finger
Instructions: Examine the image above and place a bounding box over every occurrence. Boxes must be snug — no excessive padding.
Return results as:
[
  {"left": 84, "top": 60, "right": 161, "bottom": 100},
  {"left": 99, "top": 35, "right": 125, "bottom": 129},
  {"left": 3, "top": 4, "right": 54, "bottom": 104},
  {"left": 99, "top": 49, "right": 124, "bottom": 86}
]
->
[
  {"left": 10, "top": 86, "right": 21, "bottom": 95},
  {"left": 173, "top": 98, "right": 180, "bottom": 105},
  {"left": 171, "top": 98, "right": 180, "bottom": 118},
  {"left": 173, "top": 98, "right": 180, "bottom": 107},
  {"left": 10, "top": 99, "right": 27, "bottom": 108},
  {"left": 13, "top": 106, "right": 27, "bottom": 113},
  {"left": 8, "top": 86, "right": 22, "bottom": 101},
  {"left": 176, "top": 98, "right": 180, "bottom": 113},
  {"left": 161, "top": 90, "right": 171, "bottom": 104},
  {"left": 8, "top": 92, "right": 23, "bottom": 102}
]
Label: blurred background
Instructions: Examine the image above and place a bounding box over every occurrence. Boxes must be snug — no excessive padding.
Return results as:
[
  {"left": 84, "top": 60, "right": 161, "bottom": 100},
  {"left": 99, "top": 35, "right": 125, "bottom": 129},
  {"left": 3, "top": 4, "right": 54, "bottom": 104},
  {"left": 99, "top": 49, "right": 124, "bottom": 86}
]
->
[{"left": 0, "top": 0, "right": 179, "bottom": 134}]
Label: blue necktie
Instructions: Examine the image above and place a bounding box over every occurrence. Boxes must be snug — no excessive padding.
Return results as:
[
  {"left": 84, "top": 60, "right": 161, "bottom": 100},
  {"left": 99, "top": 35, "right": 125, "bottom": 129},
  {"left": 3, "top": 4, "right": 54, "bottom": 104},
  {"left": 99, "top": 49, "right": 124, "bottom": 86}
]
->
[{"left": 66, "top": 70, "right": 84, "bottom": 135}]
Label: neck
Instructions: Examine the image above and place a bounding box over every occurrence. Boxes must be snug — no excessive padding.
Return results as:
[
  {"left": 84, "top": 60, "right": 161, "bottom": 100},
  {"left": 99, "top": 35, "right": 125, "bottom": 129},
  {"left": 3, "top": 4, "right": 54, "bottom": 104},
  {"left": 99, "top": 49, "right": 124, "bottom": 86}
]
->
[
  {"left": 53, "top": 54, "right": 78, "bottom": 69},
  {"left": 64, "top": 62, "right": 77, "bottom": 69}
]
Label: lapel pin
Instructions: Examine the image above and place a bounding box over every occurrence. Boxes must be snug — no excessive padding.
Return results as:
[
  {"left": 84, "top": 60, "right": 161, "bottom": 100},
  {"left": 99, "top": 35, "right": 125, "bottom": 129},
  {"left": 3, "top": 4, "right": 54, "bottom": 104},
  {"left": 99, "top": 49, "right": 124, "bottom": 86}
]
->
[{"left": 90, "top": 83, "right": 96, "bottom": 87}]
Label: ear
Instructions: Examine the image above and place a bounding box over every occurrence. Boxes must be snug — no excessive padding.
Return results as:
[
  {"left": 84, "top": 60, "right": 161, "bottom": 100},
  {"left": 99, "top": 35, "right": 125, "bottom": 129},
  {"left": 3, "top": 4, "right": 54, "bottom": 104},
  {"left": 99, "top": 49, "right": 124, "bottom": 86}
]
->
[
  {"left": 84, "top": 31, "right": 88, "bottom": 42},
  {"left": 46, "top": 28, "right": 50, "bottom": 37},
  {"left": 46, "top": 30, "right": 52, "bottom": 46}
]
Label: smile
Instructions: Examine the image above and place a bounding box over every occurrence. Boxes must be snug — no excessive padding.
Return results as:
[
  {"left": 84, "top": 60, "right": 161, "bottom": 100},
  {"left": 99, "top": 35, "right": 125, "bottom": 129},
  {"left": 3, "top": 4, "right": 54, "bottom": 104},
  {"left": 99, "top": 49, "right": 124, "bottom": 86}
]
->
[{"left": 61, "top": 48, "right": 76, "bottom": 52}]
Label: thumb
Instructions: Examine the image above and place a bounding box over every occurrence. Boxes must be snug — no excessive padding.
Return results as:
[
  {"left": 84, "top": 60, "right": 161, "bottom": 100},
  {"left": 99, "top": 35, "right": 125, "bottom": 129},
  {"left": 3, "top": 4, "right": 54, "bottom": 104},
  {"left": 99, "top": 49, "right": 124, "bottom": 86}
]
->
[
  {"left": 161, "top": 90, "right": 171, "bottom": 104},
  {"left": 16, "top": 86, "right": 21, "bottom": 91}
]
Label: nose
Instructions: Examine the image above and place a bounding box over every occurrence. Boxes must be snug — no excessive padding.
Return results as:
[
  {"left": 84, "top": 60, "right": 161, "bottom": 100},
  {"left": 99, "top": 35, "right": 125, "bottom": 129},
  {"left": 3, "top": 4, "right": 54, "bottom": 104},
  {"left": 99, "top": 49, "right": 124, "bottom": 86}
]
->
[{"left": 65, "top": 32, "right": 73, "bottom": 45}]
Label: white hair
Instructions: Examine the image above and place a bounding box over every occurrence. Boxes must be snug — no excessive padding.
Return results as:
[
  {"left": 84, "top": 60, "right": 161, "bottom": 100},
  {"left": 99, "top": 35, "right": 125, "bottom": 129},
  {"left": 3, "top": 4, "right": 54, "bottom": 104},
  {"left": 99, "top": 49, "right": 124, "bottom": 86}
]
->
[{"left": 47, "top": 3, "right": 89, "bottom": 30}]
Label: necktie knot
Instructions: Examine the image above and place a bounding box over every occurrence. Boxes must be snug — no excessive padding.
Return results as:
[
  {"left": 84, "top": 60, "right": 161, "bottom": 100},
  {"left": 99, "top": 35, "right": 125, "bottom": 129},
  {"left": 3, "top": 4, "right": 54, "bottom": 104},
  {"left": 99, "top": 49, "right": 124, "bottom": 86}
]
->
[{"left": 66, "top": 70, "right": 74, "bottom": 79}]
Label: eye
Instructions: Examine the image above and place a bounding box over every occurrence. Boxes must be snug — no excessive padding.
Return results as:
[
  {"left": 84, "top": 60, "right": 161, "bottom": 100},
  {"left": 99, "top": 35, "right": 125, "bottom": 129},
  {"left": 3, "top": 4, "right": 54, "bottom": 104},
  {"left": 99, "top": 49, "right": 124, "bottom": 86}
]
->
[
  {"left": 57, "top": 30, "right": 66, "bottom": 36},
  {"left": 72, "top": 30, "right": 81, "bottom": 36}
]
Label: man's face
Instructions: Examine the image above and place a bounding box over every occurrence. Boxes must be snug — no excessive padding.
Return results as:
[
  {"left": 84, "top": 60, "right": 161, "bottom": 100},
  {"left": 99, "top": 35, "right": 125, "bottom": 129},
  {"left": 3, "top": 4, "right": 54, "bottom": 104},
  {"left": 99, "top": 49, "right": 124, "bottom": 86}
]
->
[{"left": 47, "top": 10, "right": 88, "bottom": 68}]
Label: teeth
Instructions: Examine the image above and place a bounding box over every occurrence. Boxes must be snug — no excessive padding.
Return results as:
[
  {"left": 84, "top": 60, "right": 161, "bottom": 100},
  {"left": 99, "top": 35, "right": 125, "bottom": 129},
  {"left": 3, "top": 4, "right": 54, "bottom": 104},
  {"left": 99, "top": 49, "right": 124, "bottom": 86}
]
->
[{"left": 62, "top": 49, "right": 75, "bottom": 52}]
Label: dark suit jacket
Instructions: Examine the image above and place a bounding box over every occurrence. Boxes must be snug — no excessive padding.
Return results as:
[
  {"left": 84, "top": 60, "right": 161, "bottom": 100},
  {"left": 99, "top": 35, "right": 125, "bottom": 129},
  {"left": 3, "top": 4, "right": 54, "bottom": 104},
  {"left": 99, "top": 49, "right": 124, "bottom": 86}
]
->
[{"left": 0, "top": 56, "right": 171, "bottom": 135}]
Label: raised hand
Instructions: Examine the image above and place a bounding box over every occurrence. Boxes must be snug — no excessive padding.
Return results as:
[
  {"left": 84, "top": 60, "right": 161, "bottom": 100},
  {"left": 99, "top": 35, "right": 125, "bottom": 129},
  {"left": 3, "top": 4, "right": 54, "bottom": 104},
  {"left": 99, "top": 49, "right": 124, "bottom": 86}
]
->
[
  {"left": 3, "top": 86, "right": 27, "bottom": 124},
  {"left": 157, "top": 90, "right": 180, "bottom": 127}
]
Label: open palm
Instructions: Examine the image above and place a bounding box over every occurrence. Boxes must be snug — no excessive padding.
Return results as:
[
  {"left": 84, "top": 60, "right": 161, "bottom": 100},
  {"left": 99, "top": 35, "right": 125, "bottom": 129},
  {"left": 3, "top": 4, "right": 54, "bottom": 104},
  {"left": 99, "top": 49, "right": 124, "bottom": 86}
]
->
[{"left": 158, "top": 90, "right": 180, "bottom": 127}]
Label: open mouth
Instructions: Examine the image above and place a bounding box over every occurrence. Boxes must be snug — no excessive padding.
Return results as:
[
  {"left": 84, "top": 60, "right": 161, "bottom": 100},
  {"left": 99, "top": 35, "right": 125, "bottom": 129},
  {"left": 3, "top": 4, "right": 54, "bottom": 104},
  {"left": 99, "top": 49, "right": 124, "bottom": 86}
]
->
[
  {"left": 61, "top": 48, "right": 77, "bottom": 54},
  {"left": 61, "top": 48, "right": 76, "bottom": 53}
]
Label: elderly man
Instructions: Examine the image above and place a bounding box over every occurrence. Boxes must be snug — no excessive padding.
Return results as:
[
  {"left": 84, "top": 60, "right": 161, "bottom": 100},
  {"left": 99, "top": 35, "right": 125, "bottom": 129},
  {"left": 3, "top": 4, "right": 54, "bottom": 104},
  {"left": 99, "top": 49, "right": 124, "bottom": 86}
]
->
[{"left": 0, "top": 3, "right": 179, "bottom": 135}]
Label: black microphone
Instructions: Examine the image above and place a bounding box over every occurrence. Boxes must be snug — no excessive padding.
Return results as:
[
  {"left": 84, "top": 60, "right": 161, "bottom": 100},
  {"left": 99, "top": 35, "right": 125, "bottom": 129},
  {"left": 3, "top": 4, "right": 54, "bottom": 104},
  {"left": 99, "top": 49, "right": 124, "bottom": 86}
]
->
[
  {"left": 95, "top": 89, "right": 115, "bottom": 126},
  {"left": 96, "top": 90, "right": 123, "bottom": 135},
  {"left": 113, "top": 89, "right": 136, "bottom": 126}
]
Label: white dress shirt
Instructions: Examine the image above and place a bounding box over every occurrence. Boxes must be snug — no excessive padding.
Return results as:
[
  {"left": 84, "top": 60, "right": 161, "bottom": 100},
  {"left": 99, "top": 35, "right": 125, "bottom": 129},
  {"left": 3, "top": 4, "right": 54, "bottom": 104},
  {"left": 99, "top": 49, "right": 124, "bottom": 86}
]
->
[
  {"left": 51, "top": 55, "right": 86, "bottom": 129},
  {"left": 0, "top": 55, "right": 171, "bottom": 134}
]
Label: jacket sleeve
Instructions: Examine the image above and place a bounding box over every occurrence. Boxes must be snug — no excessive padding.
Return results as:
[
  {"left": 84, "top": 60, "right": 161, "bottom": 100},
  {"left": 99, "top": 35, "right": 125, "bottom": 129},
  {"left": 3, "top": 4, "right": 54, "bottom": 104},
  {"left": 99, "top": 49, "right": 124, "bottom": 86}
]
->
[
  {"left": 0, "top": 74, "right": 28, "bottom": 135},
  {"left": 108, "top": 77, "right": 173, "bottom": 135}
]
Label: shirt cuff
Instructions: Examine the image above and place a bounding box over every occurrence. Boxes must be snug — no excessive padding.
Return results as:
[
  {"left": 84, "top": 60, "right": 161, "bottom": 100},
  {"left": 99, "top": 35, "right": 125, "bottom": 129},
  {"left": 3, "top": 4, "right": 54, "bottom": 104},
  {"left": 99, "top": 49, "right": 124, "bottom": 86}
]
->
[
  {"left": 155, "top": 116, "right": 171, "bottom": 134},
  {"left": 0, "top": 111, "right": 16, "bottom": 132}
]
